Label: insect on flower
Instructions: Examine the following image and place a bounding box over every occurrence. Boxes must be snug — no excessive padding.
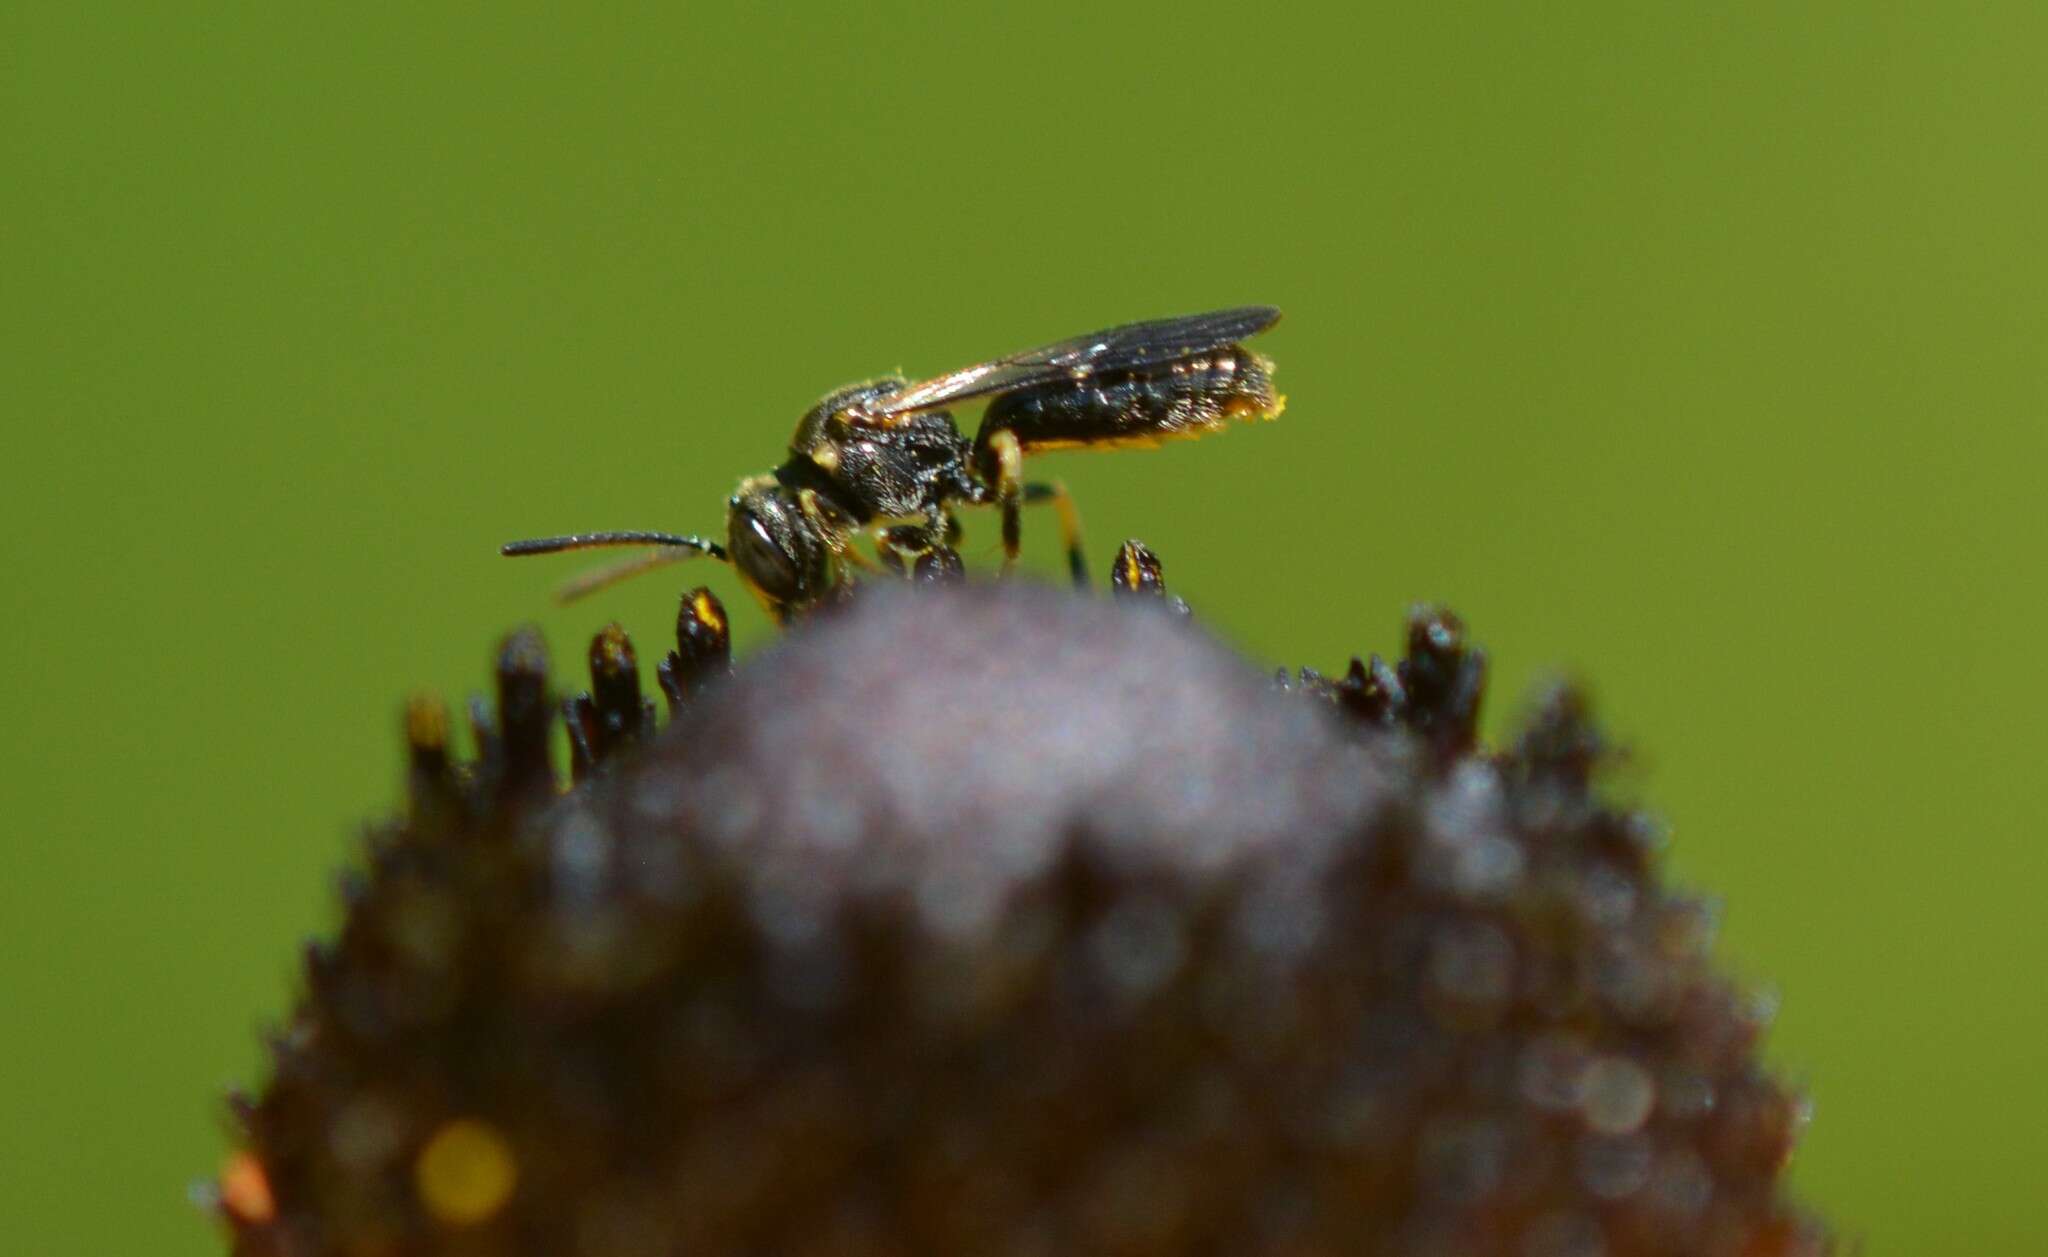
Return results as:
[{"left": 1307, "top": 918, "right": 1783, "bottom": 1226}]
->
[{"left": 501, "top": 306, "right": 1284, "bottom": 621}]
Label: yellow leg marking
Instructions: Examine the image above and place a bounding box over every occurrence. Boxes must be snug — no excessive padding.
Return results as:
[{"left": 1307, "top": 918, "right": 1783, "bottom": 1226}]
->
[
  {"left": 1025, "top": 479, "right": 1088, "bottom": 588},
  {"left": 985, "top": 432, "right": 1088, "bottom": 584},
  {"left": 1049, "top": 482, "right": 1083, "bottom": 576},
  {"left": 988, "top": 430, "right": 1025, "bottom": 571},
  {"left": 870, "top": 526, "right": 915, "bottom": 576}
]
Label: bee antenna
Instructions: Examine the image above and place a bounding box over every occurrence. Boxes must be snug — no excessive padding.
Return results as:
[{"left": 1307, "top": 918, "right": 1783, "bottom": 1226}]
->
[
  {"left": 501, "top": 532, "right": 730, "bottom": 605},
  {"left": 501, "top": 531, "right": 729, "bottom": 561}
]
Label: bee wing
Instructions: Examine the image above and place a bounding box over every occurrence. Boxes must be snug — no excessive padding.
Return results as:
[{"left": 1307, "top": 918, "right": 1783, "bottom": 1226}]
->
[{"left": 850, "top": 305, "right": 1282, "bottom": 424}]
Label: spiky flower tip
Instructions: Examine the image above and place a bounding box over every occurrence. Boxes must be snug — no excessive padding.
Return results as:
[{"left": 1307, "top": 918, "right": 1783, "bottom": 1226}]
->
[{"left": 213, "top": 544, "right": 1831, "bottom": 1257}]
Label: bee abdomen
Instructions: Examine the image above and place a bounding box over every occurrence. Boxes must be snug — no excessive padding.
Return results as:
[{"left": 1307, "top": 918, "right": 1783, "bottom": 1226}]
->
[{"left": 978, "top": 347, "right": 1280, "bottom": 459}]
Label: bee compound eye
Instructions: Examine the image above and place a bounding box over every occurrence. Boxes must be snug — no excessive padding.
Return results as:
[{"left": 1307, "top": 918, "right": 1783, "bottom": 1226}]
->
[{"left": 733, "top": 509, "right": 802, "bottom": 602}]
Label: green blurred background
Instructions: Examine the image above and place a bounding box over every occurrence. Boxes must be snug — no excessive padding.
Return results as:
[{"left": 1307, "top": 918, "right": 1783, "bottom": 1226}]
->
[{"left": 4, "top": 3, "right": 2042, "bottom": 1252}]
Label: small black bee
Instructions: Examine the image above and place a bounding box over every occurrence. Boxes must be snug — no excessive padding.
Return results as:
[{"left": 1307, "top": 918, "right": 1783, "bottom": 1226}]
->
[{"left": 503, "top": 306, "right": 1284, "bottom": 621}]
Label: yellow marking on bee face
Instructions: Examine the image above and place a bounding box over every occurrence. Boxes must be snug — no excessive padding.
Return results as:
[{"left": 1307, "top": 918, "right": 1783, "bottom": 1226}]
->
[
  {"left": 810, "top": 444, "right": 840, "bottom": 474},
  {"left": 415, "top": 1119, "right": 518, "bottom": 1226},
  {"left": 734, "top": 568, "right": 786, "bottom": 619}
]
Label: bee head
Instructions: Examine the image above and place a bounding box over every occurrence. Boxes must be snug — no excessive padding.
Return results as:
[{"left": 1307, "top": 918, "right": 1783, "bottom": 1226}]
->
[{"left": 726, "top": 479, "right": 833, "bottom": 620}]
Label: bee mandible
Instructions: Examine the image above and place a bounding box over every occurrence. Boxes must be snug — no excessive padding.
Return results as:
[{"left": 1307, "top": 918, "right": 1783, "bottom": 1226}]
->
[{"left": 502, "top": 306, "right": 1284, "bottom": 622}]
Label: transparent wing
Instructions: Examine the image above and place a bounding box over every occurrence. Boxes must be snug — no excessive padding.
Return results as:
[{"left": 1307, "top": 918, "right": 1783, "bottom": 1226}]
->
[{"left": 852, "top": 305, "right": 1281, "bottom": 423}]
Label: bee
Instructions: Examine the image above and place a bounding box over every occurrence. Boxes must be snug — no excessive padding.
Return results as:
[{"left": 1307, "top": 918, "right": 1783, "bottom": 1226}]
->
[{"left": 502, "top": 306, "right": 1284, "bottom": 622}]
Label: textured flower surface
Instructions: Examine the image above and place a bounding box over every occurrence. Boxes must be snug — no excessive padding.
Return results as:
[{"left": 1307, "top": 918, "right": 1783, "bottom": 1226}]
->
[{"left": 217, "top": 558, "right": 1831, "bottom": 1257}]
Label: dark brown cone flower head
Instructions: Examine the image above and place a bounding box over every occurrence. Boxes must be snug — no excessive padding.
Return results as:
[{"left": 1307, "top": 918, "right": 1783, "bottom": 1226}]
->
[{"left": 215, "top": 559, "right": 1831, "bottom": 1257}]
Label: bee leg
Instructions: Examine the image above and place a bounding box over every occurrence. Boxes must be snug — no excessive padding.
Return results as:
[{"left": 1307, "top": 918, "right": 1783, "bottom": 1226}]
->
[
  {"left": 985, "top": 429, "right": 1027, "bottom": 572},
  {"left": 985, "top": 430, "right": 1087, "bottom": 587},
  {"left": 1021, "top": 481, "right": 1087, "bottom": 589},
  {"left": 876, "top": 524, "right": 936, "bottom": 576},
  {"left": 796, "top": 488, "right": 878, "bottom": 575}
]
